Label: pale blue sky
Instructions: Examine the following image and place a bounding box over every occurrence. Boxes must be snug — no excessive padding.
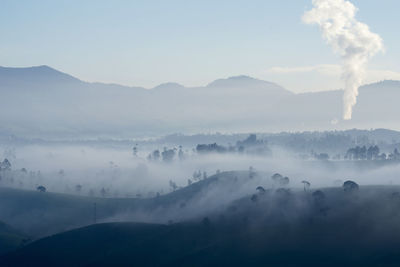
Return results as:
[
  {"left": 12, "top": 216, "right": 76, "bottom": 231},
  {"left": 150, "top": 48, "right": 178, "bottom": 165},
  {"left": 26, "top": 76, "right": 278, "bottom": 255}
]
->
[{"left": 0, "top": 0, "right": 399, "bottom": 92}]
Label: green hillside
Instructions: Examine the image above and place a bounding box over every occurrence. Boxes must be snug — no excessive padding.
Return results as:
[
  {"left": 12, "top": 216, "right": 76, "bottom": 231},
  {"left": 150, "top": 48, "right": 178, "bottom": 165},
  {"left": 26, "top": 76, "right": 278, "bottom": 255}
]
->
[
  {"left": 4, "top": 184, "right": 400, "bottom": 266},
  {"left": 0, "top": 221, "right": 29, "bottom": 256},
  {"left": 0, "top": 170, "right": 252, "bottom": 238}
]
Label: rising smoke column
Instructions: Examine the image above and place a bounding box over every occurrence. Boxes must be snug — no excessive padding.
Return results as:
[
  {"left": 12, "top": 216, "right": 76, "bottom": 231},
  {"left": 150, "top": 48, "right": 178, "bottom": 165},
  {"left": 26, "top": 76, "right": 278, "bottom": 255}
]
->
[{"left": 302, "top": 0, "right": 384, "bottom": 120}]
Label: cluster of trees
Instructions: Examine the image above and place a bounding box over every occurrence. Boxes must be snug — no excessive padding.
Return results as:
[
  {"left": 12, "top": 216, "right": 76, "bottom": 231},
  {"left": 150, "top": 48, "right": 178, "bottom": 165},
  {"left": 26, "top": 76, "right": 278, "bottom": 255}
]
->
[
  {"left": 196, "top": 134, "right": 270, "bottom": 156},
  {"left": 345, "top": 146, "right": 400, "bottom": 161},
  {"left": 251, "top": 175, "right": 359, "bottom": 206},
  {"left": 147, "top": 146, "right": 185, "bottom": 163},
  {"left": 191, "top": 170, "right": 207, "bottom": 181},
  {"left": 251, "top": 173, "right": 293, "bottom": 203},
  {"left": 0, "top": 158, "right": 128, "bottom": 198},
  {"left": 169, "top": 170, "right": 210, "bottom": 192},
  {"left": 307, "top": 146, "right": 400, "bottom": 162},
  {"left": 196, "top": 143, "right": 228, "bottom": 154},
  {"left": 0, "top": 158, "right": 11, "bottom": 171},
  {"left": 0, "top": 158, "right": 47, "bottom": 192},
  {"left": 312, "top": 152, "right": 330, "bottom": 160},
  {"left": 0, "top": 158, "right": 14, "bottom": 184},
  {"left": 388, "top": 148, "right": 400, "bottom": 160},
  {"left": 146, "top": 134, "right": 270, "bottom": 163},
  {"left": 271, "top": 173, "right": 290, "bottom": 187}
]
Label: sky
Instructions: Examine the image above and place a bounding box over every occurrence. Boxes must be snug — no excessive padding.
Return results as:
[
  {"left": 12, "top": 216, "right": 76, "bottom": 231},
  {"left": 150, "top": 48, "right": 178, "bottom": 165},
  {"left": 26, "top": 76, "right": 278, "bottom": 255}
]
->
[{"left": 0, "top": 0, "right": 399, "bottom": 93}]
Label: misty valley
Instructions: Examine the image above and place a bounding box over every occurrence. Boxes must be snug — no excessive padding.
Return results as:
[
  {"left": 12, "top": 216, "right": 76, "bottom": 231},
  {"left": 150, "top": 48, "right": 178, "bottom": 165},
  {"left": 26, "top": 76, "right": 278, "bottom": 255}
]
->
[
  {"left": 2, "top": 130, "right": 400, "bottom": 266},
  {"left": 2, "top": 0, "right": 400, "bottom": 265}
]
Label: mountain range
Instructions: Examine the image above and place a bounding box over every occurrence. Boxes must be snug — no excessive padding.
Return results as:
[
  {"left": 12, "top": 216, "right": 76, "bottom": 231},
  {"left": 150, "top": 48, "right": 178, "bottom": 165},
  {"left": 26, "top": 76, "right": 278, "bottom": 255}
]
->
[{"left": 1, "top": 65, "right": 399, "bottom": 139}]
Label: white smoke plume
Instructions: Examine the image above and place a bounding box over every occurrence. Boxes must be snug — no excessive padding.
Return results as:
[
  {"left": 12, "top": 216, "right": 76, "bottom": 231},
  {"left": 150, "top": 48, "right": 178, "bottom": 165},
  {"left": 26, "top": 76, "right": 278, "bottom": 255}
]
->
[{"left": 302, "top": 0, "right": 384, "bottom": 120}]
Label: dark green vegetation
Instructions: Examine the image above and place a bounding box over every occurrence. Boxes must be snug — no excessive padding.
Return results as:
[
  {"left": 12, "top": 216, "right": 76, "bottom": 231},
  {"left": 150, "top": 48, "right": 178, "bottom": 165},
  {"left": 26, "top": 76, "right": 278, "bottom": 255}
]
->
[
  {"left": 3, "top": 171, "right": 400, "bottom": 266},
  {"left": 0, "top": 171, "right": 254, "bottom": 238},
  {"left": 3, "top": 185, "right": 400, "bottom": 266},
  {"left": 0, "top": 221, "right": 29, "bottom": 256}
]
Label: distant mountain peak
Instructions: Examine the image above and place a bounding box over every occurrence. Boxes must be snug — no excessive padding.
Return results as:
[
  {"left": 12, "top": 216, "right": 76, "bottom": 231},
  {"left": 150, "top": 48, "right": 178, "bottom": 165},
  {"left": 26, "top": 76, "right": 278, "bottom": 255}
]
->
[
  {"left": 227, "top": 75, "right": 256, "bottom": 80},
  {"left": 208, "top": 75, "right": 277, "bottom": 87},
  {"left": 152, "top": 82, "right": 185, "bottom": 90},
  {"left": 361, "top": 80, "right": 400, "bottom": 89},
  {"left": 206, "top": 75, "right": 293, "bottom": 95},
  {"left": 0, "top": 65, "right": 81, "bottom": 85}
]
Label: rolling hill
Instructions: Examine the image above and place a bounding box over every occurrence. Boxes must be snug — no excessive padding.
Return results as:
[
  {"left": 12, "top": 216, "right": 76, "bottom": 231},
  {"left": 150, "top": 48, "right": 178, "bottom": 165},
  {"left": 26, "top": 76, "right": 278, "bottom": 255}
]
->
[
  {"left": 0, "top": 171, "right": 261, "bottom": 238},
  {"left": 4, "top": 185, "right": 400, "bottom": 266}
]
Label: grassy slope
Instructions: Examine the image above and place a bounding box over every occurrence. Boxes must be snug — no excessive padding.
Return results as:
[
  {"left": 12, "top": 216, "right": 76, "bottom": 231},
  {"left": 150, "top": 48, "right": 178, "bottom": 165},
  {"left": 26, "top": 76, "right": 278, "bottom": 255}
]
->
[
  {"left": 0, "top": 221, "right": 29, "bottom": 256},
  {"left": 0, "top": 222, "right": 215, "bottom": 266},
  {"left": 4, "top": 185, "right": 400, "bottom": 266},
  {"left": 2, "top": 217, "right": 400, "bottom": 266},
  {"left": 0, "top": 171, "right": 249, "bottom": 238}
]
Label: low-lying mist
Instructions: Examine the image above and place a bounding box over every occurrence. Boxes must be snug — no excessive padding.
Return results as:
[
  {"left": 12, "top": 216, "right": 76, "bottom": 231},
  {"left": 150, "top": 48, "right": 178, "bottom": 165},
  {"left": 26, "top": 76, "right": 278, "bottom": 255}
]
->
[
  {"left": 2, "top": 142, "right": 400, "bottom": 198},
  {"left": 1, "top": 135, "right": 400, "bottom": 243}
]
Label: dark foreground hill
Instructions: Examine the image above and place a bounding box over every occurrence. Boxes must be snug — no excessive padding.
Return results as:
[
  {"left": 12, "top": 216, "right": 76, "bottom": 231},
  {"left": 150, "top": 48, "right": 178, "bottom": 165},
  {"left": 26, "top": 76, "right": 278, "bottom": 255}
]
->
[
  {"left": 0, "top": 221, "right": 29, "bottom": 256},
  {"left": 4, "top": 185, "right": 400, "bottom": 266},
  {"left": 2, "top": 216, "right": 400, "bottom": 267}
]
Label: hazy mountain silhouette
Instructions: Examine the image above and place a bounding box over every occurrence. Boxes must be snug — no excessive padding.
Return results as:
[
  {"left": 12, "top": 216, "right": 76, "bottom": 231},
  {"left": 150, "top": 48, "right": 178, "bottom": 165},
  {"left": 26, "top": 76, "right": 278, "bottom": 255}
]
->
[
  {"left": 0, "top": 65, "right": 80, "bottom": 86},
  {"left": 0, "top": 66, "right": 399, "bottom": 138}
]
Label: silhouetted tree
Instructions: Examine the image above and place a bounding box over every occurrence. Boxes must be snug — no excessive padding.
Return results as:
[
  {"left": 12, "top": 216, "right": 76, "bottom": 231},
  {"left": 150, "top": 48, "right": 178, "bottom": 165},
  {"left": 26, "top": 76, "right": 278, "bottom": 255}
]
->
[
  {"left": 367, "top": 145, "right": 380, "bottom": 160},
  {"left": 169, "top": 180, "right": 178, "bottom": 191},
  {"left": 152, "top": 150, "right": 160, "bottom": 161},
  {"left": 256, "top": 186, "right": 266, "bottom": 194},
  {"left": 279, "top": 176, "right": 290, "bottom": 186},
  {"left": 301, "top": 180, "right": 311, "bottom": 191},
  {"left": 193, "top": 170, "right": 202, "bottom": 181},
  {"left": 196, "top": 143, "right": 227, "bottom": 154},
  {"left": 132, "top": 145, "right": 138, "bottom": 156},
  {"left": 343, "top": 180, "right": 359, "bottom": 192},
  {"left": 346, "top": 146, "right": 369, "bottom": 160},
  {"left": 251, "top": 194, "right": 258, "bottom": 202},
  {"left": 37, "top": 185, "right": 46, "bottom": 192},
  {"left": 162, "top": 148, "right": 175, "bottom": 163},
  {"left": 178, "top": 146, "right": 185, "bottom": 160},
  {"left": 271, "top": 173, "right": 283, "bottom": 183},
  {"left": 1, "top": 159, "right": 11, "bottom": 171}
]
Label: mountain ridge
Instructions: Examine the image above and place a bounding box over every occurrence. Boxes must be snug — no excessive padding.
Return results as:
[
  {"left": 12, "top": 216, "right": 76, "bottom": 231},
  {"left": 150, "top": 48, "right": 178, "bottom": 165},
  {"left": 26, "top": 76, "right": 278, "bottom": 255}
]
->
[
  {"left": 0, "top": 65, "right": 398, "bottom": 94},
  {"left": 1, "top": 65, "right": 400, "bottom": 138}
]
